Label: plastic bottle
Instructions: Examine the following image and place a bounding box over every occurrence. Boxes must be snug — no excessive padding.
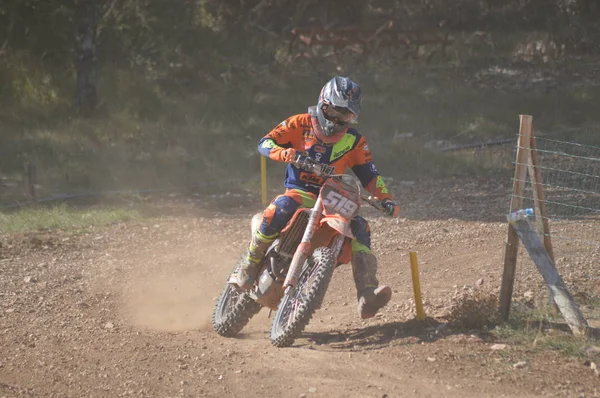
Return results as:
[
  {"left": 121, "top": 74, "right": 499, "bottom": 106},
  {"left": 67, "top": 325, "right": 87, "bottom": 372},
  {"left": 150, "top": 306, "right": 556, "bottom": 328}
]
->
[{"left": 506, "top": 208, "right": 534, "bottom": 223}]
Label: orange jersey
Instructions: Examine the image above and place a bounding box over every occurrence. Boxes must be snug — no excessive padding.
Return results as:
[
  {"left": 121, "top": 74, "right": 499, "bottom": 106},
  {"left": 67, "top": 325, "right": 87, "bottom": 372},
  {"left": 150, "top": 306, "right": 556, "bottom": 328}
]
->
[{"left": 258, "top": 112, "right": 392, "bottom": 201}]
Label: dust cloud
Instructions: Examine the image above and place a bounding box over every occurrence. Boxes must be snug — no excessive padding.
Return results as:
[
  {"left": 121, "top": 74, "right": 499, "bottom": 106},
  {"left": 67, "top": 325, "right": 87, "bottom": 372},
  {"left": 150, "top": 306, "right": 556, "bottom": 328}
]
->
[{"left": 121, "top": 242, "right": 237, "bottom": 332}]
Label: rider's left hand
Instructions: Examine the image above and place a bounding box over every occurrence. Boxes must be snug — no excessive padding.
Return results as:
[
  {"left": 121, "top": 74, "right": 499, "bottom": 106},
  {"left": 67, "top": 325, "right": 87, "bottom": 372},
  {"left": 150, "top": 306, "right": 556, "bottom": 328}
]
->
[
  {"left": 382, "top": 200, "right": 400, "bottom": 217},
  {"left": 281, "top": 148, "right": 297, "bottom": 163}
]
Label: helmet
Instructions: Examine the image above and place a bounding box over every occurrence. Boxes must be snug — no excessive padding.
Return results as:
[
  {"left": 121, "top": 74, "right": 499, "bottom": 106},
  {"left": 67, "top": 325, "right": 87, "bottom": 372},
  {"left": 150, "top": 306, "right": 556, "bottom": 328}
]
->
[{"left": 310, "top": 76, "right": 361, "bottom": 144}]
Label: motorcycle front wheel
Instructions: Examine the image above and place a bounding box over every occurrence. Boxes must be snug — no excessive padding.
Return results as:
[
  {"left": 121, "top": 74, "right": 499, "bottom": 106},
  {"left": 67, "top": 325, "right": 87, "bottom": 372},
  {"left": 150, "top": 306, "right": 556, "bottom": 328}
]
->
[
  {"left": 212, "top": 269, "right": 262, "bottom": 337},
  {"left": 270, "top": 247, "right": 335, "bottom": 347}
]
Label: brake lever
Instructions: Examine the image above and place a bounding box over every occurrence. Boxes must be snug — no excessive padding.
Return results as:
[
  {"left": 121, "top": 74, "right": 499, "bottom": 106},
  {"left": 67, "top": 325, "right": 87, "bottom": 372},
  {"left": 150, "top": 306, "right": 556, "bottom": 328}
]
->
[{"left": 363, "top": 195, "right": 385, "bottom": 212}]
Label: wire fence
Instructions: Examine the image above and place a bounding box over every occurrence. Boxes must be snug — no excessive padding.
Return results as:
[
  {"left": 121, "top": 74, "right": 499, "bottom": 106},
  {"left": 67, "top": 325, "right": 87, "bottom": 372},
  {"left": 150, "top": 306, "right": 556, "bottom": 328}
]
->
[
  {"left": 510, "top": 134, "right": 600, "bottom": 326},
  {"left": 514, "top": 137, "right": 600, "bottom": 246}
]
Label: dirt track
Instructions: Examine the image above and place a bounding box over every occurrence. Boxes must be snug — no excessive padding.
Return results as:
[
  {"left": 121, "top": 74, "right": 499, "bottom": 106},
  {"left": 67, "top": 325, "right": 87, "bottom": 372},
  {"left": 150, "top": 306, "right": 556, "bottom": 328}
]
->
[{"left": 1, "top": 177, "right": 599, "bottom": 398}]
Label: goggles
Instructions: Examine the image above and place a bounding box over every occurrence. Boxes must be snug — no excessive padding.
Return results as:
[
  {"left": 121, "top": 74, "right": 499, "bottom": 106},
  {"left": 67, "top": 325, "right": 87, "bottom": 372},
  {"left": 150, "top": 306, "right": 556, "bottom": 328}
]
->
[{"left": 323, "top": 104, "right": 357, "bottom": 125}]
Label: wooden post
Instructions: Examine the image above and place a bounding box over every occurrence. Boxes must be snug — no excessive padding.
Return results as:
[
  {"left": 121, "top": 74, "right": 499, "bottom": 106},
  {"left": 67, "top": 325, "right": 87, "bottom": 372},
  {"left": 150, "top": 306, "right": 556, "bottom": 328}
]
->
[
  {"left": 499, "top": 115, "right": 532, "bottom": 321},
  {"left": 260, "top": 156, "right": 268, "bottom": 205},
  {"left": 528, "top": 136, "right": 555, "bottom": 260},
  {"left": 527, "top": 141, "right": 543, "bottom": 236},
  {"left": 511, "top": 218, "right": 588, "bottom": 335},
  {"left": 26, "top": 162, "right": 37, "bottom": 198},
  {"left": 529, "top": 133, "right": 559, "bottom": 312},
  {"left": 409, "top": 251, "right": 426, "bottom": 321}
]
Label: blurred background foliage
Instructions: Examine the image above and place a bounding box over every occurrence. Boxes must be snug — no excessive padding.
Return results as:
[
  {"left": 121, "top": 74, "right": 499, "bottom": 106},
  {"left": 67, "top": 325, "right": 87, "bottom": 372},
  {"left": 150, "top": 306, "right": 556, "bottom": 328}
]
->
[{"left": 2, "top": 0, "right": 600, "bottom": 199}]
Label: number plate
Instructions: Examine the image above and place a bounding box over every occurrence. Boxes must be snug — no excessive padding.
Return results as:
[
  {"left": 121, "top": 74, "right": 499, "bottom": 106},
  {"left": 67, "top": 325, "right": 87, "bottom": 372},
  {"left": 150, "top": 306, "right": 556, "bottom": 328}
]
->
[{"left": 320, "top": 179, "right": 361, "bottom": 219}]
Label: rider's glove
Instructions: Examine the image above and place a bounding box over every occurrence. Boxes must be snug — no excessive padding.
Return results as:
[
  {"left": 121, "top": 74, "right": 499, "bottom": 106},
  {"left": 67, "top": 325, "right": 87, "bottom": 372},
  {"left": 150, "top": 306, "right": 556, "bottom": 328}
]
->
[
  {"left": 382, "top": 200, "right": 400, "bottom": 217},
  {"left": 281, "top": 148, "right": 297, "bottom": 163},
  {"left": 270, "top": 147, "right": 297, "bottom": 163}
]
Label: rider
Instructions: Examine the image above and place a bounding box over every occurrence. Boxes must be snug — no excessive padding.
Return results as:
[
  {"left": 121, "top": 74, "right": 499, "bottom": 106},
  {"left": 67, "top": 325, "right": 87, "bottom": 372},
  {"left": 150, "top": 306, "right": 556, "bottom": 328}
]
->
[{"left": 237, "top": 76, "right": 400, "bottom": 319}]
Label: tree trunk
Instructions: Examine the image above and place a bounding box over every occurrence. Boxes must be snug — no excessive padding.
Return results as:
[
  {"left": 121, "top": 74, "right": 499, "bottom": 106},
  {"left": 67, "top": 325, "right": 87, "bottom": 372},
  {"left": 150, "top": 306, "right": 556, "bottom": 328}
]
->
[{"left": 74, "top": 0, "right": 98, "bottom": 116}]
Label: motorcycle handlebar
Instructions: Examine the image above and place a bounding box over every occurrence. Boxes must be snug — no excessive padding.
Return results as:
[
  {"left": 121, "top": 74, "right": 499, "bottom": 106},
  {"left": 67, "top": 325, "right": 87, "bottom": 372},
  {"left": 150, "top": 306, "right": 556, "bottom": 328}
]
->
[
  {"left": 293, "top": 154, "right": 386, "bottom": 213},
  {"left": 292, "top": 154, "right": 335, "bottom": 176},
  {"left": 362, "top": 194, "right": 385, "bottom": 212}
]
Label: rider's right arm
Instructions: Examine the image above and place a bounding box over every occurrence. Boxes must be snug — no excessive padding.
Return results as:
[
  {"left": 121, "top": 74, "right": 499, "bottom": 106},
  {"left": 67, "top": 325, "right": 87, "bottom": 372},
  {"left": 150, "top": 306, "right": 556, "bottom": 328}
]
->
[{"left": 257, "top": 115, "right": 303, "bottom": 161}]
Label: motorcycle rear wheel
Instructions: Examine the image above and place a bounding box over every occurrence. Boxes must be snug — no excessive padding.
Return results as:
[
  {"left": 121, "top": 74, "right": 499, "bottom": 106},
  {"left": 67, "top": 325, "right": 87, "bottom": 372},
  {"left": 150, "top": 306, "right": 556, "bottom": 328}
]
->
[
  {"left": 212, "top": 272, "right": 262, "bottom": 337},
  {"left": 270, "top": 247, "right": 335, "bottom": 347}
]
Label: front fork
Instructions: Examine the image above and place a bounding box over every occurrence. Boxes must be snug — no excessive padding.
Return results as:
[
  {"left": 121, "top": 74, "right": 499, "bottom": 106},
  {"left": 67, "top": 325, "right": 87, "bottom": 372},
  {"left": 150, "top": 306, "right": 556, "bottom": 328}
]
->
[
  {"left": 283, "top": 197, "right": 323, "bottom": 290},
  {"left": 282, "top": 198, "right": 347, "bottom": 292},
  {"left": 329, "top": 234, "right": 346, "bottom": 260}
]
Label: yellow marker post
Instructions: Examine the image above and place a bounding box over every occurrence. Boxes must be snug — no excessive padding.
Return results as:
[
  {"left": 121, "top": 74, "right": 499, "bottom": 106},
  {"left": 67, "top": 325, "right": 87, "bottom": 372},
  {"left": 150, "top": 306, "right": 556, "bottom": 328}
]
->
[
  {"left": 409, "top": 251, "right": 426, "bottom": 321},
  {"left": 260, "top": 156, "right": 268, "bottom": 205}
]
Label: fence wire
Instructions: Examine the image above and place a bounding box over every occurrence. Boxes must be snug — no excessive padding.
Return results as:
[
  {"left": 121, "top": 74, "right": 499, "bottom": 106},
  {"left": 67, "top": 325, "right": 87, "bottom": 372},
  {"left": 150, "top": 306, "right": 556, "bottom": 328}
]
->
[
  {"left": 510, "top": 134, "right": 600, "bottom": 325},
  {"left": 513, "top": 136, "right": 600, "bottom": 243}
]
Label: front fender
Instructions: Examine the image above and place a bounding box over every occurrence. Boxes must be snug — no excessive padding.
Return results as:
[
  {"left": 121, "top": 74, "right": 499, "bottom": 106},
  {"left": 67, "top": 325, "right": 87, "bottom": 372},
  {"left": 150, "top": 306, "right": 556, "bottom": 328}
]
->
[{"left": 320, "top": 216, "right": 353, "bottom": 238}]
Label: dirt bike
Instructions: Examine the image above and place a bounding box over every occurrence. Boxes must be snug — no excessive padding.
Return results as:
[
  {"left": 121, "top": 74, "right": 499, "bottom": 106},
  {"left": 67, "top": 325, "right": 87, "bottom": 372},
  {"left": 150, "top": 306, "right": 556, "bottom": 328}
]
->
[{"left": 212, "top": 154, "right": 385, "bottom": 347}]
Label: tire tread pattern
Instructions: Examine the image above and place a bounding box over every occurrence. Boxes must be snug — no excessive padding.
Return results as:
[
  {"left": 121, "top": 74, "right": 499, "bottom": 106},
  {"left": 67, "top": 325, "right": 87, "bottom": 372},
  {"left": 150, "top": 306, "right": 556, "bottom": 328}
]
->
[
  {"left": 270, "top": 247, "right": 335, "bottom": 347},
  {"left": 212, "top": 284, "right": 262, "bottom": 337}
]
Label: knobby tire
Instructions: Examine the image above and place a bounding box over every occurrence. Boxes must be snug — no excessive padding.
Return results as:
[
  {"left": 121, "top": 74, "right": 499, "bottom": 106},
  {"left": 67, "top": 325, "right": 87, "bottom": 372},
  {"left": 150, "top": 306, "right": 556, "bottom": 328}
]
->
[
  {"left": 270, "top": 247, "right": 335, "bottom": 347},
  {"left": 212, "top": 277, "right": 262, "bottom": 337}
]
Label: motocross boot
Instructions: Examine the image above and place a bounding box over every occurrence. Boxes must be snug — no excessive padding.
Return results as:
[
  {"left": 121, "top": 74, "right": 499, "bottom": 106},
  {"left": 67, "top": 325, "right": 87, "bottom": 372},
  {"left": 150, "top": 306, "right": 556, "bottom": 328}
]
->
[
  {"left": 236, "top": 230, "right": 277, "bottom": 290},
  {"left": 352, "top": 251, "right": 392, "bottom": 319}
]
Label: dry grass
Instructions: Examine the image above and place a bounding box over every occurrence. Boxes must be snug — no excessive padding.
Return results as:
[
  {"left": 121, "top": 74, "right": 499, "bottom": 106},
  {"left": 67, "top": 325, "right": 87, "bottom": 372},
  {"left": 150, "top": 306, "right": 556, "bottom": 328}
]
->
[
  {"left": 443, "top": 285, "right": 600, "bottom": 361},
  {"left": 4, "top": 61, "right": 600, "bottom": 199},
  {"left": 0, "top": 203, "right": 140, "bottom": 233},
  {"left": 446, "top": 286, "right": 502, "bottom": 330}
]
